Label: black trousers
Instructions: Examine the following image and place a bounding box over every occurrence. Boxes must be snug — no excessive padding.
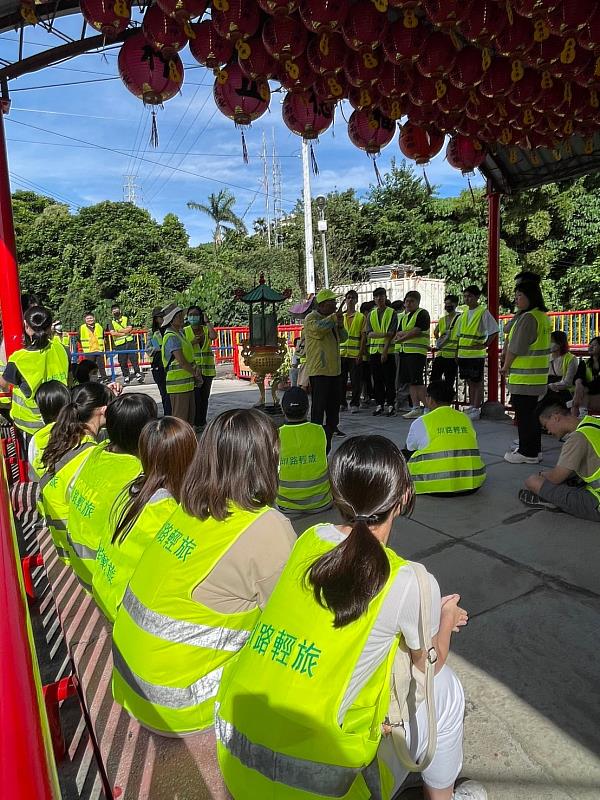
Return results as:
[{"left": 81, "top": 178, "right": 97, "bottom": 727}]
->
[
  {"left": 512, "top": 393, "right": 542, "bottom": 457},
  {"left": 339, "top": 357, "right": 362, "bottom": 408},
  {"left": 310, "top": 375, "right": 340, "bottom": 451},
  {"left": 361, "top": 360, "right": 374, "bottom": 400},
  {"left": 85, "top": 353, "right": 106, "bottom": 379},
  {"left": 370, "top": 353, "right": 396, "bottom": 407},
  {"left": 152, "top": 364, "right": 171, "bottom": 416},
  {"left": 430, "top": 356, "right": 457, "bottom": 386},
  {"left": 114, "top": 341, "right": 140, "bottom": 380},
  {"left": 193, "top": 376, "right": 213, "bottom": 427}
]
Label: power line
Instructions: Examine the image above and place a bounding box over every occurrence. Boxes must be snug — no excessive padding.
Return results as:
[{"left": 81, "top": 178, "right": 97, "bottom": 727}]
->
[
  {"left": 12, "top": 107, "right": 128, "bottom": 120},
  {"left": 10, "top": 170, "right": 80, "bottom": 208},
  {"left": 10, "top": 76, "right": 119, "bottom": 91}
]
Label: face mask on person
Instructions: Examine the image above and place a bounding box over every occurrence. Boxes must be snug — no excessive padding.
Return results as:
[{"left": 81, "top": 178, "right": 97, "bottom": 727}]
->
[{"left": 188, "top": 315, "right": 201, "bottom": 325}]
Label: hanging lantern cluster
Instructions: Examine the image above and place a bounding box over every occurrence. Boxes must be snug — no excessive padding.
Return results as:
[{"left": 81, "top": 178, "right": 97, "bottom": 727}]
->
[{"left": 112, "top": 1, "right": 600, "bottom": 168}]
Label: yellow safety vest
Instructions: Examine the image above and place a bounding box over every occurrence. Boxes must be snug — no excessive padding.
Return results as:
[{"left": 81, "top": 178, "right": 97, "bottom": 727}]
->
[
  {"left": 0, "top": 348, "right": 11, "bottom": 409},
  {"left": 550, "top": 351, "right": 576, "bottom": 394},
  {"left": 576, "top": 416, "right": 600, "bottom": 505},
  {"left": 28, "top": 421, "right": 55, "bottom": 482},
  {"left": 39, "top": 437, "right": 97, "bottom": 562},
  {"left": 79, "top": 322, "right": 105, "bottom": 353},
  {"left": 92, "top": 489, "right": 177, "bottom": 623},
  {"left": 435, "top": 312, "right": 461, "bottom": 359},
  {"left": 161, "top": 329, "right": 195, "bottom": 394},
  {"left": 408, "top": 406, "right": 486, "bottom": 494},
  {"left": 457, "top": 305, "right": 487, "bottom": 359},
  {"left": 507, "top": 309, "right": 551, "bottom": 389},
  {"left": 340, "top": 312, "right": 365, "bottom": 359},
  {"left": 397, "top": 310, "right": 430, "bottom": 355},
  {"left": 216, "top": 525, "right": 409, "bottom": 800},
  {"left": 183, "top": 324, "right": 216, "bottom": 377},
  {"left": 277, "top": 422, "right": 332, "bottom": 513},
  {"left": 111, "top": 505, "right": 270, "bottom": 734},
  {"left": 67, "top": 442, "right": 142, "bottom": 593},
  {"left": 9, "top": 338, "right": 69, "bottom": 435},
  {"left": 368, "top": 307, "right": 395, "bottom": 355},
  {"left": 110, "top": 316, "right": 133, "bottom": 346}
]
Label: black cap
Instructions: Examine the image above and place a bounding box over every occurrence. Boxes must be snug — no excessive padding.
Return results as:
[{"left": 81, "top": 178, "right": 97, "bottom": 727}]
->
[
  {"left": 282, "top": 387, "right": 309, "bottom": 416},
  {"left": 152, "top": 307, "right": 163, "bottom": 318}
]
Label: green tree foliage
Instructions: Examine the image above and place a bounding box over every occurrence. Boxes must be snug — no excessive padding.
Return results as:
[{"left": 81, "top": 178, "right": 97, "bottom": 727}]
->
[{"left": 187, "top": 189, "right": 247, "bottom": 247}]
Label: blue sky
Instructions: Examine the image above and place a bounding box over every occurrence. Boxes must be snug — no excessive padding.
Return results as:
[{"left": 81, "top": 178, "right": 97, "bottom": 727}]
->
[{"left": 1, "top": 14, "right": 485, "bottom": 245}]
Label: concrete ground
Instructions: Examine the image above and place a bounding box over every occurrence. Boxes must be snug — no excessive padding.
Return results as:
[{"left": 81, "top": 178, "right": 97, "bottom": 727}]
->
[{"left": 29, "top": 374, "right": 600, "bottom": 799}]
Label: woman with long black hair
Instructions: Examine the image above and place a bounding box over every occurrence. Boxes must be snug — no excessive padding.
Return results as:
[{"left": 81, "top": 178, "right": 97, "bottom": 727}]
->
[{"left": 216, "top": 436, "right": 482, "bottom": 800}]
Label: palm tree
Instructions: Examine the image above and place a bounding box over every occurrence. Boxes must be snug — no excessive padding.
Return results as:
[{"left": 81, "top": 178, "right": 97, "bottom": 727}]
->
[{"left": 187, "top": 189, "right": 247, "bottom": 247}]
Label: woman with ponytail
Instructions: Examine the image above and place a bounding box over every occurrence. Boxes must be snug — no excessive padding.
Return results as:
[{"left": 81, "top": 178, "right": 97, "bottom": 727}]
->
[
  {"left": 216, "top": 436, "right": 483, "bottom": 800},
  {"left": 92, "top": 416, "right": 197, "bottom": 622},
  {"left": 39, "top": 382, "right": 111, "bottom": 562}
]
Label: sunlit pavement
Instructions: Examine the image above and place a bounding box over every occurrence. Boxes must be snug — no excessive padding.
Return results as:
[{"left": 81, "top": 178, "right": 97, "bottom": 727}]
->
[{"left": 129, "top": 376, "right": 600, "bottom": 799}]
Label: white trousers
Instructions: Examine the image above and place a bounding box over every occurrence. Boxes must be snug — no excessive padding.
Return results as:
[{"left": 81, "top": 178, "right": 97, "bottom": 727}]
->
[{"left": 379, "top": 665, "right": 465, "bottom": 792}]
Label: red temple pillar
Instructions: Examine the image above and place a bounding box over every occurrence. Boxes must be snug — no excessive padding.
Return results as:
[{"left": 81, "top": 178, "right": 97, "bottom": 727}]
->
[
  {"left": 486, "top": 186, "right": 501, "bottom": 403},
  {"left": 0, "top": 102, "right": 23, "bottom": 358}
]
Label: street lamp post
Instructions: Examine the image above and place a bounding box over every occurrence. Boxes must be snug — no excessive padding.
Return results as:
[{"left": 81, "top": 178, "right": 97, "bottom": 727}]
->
[
  {"left": 301, "top": 138, "right": 316, "bottom": 295},
  {"left": 315, "top": 195, "right": 329, "bottom": 289}
]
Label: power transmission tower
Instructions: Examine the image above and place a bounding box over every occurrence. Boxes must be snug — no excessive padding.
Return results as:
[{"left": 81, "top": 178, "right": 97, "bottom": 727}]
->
[
  {"left": 261, "top": 133, "right": 272, "bottom": 248},
  {"left": 123, "top": 174, "right": 140, "bottom": 204}
]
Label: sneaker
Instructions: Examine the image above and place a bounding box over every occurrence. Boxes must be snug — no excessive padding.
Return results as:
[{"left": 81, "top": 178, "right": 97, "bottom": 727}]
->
[
  {"left": 504, "top": 450, "right": 542, "bottom": 464},
  {"left": 123, "top": 377, "right": 131, "bottom": 385},
  {"left": 373, "top": 405, "right": 384, "bottom": 416},
  {"left": 518, "top": 489, "right": 558, "bottom": 510},
  {"left": 350, "top": 406, "right": 359, "bottom": 414},
  {"left": 386, "top": 405, "right": 396, "bottom": 417},
  {"left": 396, "top": 403, "right": 412, "bottom": 413},
  {"left": 453, "top": 780, "right": 488, "bottom": 800},
  {"left": 402, "top": 407, "right": 423, "bottom": 419},
  {"left": 511, "top": 445, "right": 543, "bottom": 458},
  {"left": 136, "top": 374, "right": 145, "bottom": 385}
]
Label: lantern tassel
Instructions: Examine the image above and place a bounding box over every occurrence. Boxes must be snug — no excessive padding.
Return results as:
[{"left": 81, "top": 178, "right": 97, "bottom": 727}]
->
[
  {"left": 241, "top": 129, "right": 249, "bottom": 164},
  {"left": 150, "top": 110, "right": 159, "bottom": 148},
  {"left": 422, "top": 167, "right": 432, "bottom": 195},
  {"left": 372, "top": 155, "right": 383, "bottom": 187},
  {"left": 467, "top": 175, "right": 476, "bottom": 206},
  {"left": 310, "top": 142, "right": 319, "bottom": 176}
]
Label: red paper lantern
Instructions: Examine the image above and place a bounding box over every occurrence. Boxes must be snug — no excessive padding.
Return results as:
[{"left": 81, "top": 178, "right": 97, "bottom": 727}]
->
[
  {"left": 534, "top": 75, "right": 576, "bottom": 116},
  {"left": 446, "top": 134, "right": 485, "bottom": 173},
  {"left": 299, "top": 0, "right": 348, "bottom": 33},
  {"left": 495, "top": 14, "right": 535, "bottom": 57},
  {"left": 282, "top": 89, "right": 334, "bottom": 137},
  {"left": 409, "top": 72, "right": 446, "bottom": 106},
  {"left": 348, "top": 108, "right": 396, "bottom": 155},
  {"left": 406, "top": 101, "right": 443, "bottom": 128},
  {"left": 314, "top": 73, "right": 348, "bottom": 102},
  {"left": 578, "top": 7, "right": 600, "bottom": 51},
  {"left": 509, "top": 67, "right": 543, "bottom": 107},
  {"left": 278, "top": 53, "right": 316, "bottom": 92},
  {"left": 457, "top": 115, "right": 490, "bottom": 139},
  {"left": 382, "top": 12, "right": 427, "bottom": 66},
  {"left": 118, "top": 32, "right": 184, "bottom": 104},
  {"left": 377, "top": 61, "right": 412, "bottom": 98},
  {"left": 398, "top": 121, "right": 444, "bottom": 164},
  {"left": 547, "top": 1, "right": 597, "bottom": 36},
  {"left": 257, "top": 0, "right": 298, "bottom": 15},
  {"left": 348, "top": 85, "right": 381, "bottom": 111},
  {"left": 459, "top": 0, "right": 507, "bottom": 47},
  {"left": 142, "top": 5, "right": 188, "bottom": 58},
  {"left": 574, "top": 54, "right": 600, "bottom": 87},
  {"left": 546, "top": 39, "right": 592, "bottom": 79},
  {"left": 80, "top": 0, "right": 131, "bottom": 40},
  {"left": 263, "top": 13, "right": 308, "bottom": 60},
  {"left": 156, "top": 0, "right": 205, "bottom": 22},
  {"left": 436, "top": 81, "right": 468, "bottom": 115},
  {"left": 524, "top": 34, "right": 564, "bottom": 69},
  {"left": 479, "top": 57, "right": 519, "bottom": 98},
  {"left": 189, "top": 20, "right": 234, "bottom": 68},
  {"left": 213, "top": 62, "right": 270, "bottom": 124},
  {"left": 448, "top": 45, "right": 489, "bottom": 89},
  {"left": 212, "top": 0, "right": 260, "bottom": 42},
  {"left": 237, "top": 35, "right": 279, "bottom": 79},
  {"left": 422, "top": 0, "right": 474, "bottom": 30},
  {"left": 344, "top": 48, "right": 384, "bottom": 88},
  {"left": 342, "top": 0, "right": 387, "bottom": 53},
  {"left": 378, "top": 93, "right": 409, "bottom": 119},
  {"left": 463, "top": 89, "right": 497, "bottom": 120},
  {"left": 416, "top": 31, "right": 457, "bottom": 78},
  {"left": 514, "top": 0, "right": 558, "bottom": 18},
  {"left": 307, "top": 31, "right": 346, "bottom": 75}
]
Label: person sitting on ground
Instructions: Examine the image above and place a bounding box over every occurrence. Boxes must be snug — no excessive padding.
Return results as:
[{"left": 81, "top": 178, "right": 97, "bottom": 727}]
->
[
  {"left": 39, "top": 383, "right": 113, "bottom": 562},
  {"left": 67, "top": 393, "right": 158, "bottom": 593},
  {"left": 519, "top": 403, "right": 600, "bottom": 523},
  {"left": 572, "top": 336, "right": 600, "bottom": 418},
  {"left": 28, "top": 380, "right": 71, "bottom": 482},
  {"left": 216, "top": 434, "right": 485, "bottom": 800},
  {"left": 111, "top": 408, "right": 296, "bottom": 737},
  {"left": 276, "top": 387, "right": 332, "bottom": 516},
  {"left": 92, "top": 416, "right": 197, "bottom": 623},
  {"left": 406, "top": 380, "right": 486, "bottom": 496},
  {"left": 542, "top": 330, "right": 578, "bottom": 407}
]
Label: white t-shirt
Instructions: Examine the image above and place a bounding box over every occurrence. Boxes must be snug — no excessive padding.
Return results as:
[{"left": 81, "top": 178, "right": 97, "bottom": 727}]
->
[
  {"left": 315, "top": 524, "right": 441, "bottom": 722},
  {"left": 406, "top": 416, "right": 428, "bottom": 452}
]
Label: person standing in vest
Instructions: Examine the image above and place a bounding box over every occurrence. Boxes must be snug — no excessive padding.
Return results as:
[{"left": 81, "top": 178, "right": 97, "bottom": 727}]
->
[
  {"left": 456, "top": 286, "right": 499, "bottom": 421},
  {"left": 431, "top": 295, "right": 461, "bottom": 386},
  {"left": 277, "top": 387, "right": 332, "bottom": 516},
  {"left": 147, "top": 307, "right": 171, "bottom": 416},
  {"left": 396, "top": 291, "right": 431, "bottom": 420},
  {"left": 367, "top": 287, "right": 398, "bottom": 417},
  {"left": 216, "top": 435, "right": 486, "bottom": 800},
  {"left": 183, "top": 304, "right": 217, "bottom": 428},
  {"left": 0, "top": 305, "right": 69, "bottom": 447},
  {"left": 406, "top": 381, "right": 486, "bottom": 495},
  {"left": 111, "top": 409, "right": 296, "bottom": 742},
  {"left": 359, "top": 300, "right": 375, "bottom": 407},
  {"left": 339, "top": 290, "right": 365, "bottom": 414},
  {"left": 305, "top": 289, "right": 347, "bottom": 450},
  {"left": 502, "top": 282, "right": 552, "bottom": 464},
  {"left": 93, "top": 417, "right": 197, "bottom": 622},
  {"left": 52, "top": 320, "right": 71, "bottom": 352},
  {"left": 79, "top": 312, "right": 108, "bottom": 383},
  {"left": 67, "top": 393, "right": 158, "bottom": 593},
  {"left": 501, "top": 271, "right": 542, "bottom": 365},
  {"left": 391, "top": 299, "right": 411, "bottom": 413},
  {"left": 108, "top": 304, "right": 144, "bottom": 385},
  {"left": 39, "top": 383, "right": 112, "bottom": 562},
  {"left": 519, "top": 403, "right": 600, "bottom": 523},
  {"left": 160, "top": 303, "right": 201, "bottom": 426}
]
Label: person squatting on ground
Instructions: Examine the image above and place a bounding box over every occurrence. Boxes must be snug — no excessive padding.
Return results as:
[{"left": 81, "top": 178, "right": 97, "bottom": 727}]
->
[
  {"left": 456, "top": 287, "right": 498, "bottom": 422},
  {"left": 339, "top": 290, "right": 366, "bottom": 414},
  {"left": 276, "top": 387, "right": 332, "bottom": 517},
  {"left": 184, "top": 304, "right": 217, "bottom": 428},
  {"left": 368, "top": 287, "right": 398, "bottom": 417},
  {"left": 406, "top": 381, "right": 486, "bottom": 496},
  {"left": 216, "top": 435, "right": 486, "bottom": 800},
  {"left": 396, "top": 291, "right": 431, "bottom": 420},
  {"left": 519, "top": 403, "right": 600, "bottom": 523},
  {"left": 92, "top": 416, "right": 198, "bottom": 623}
]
